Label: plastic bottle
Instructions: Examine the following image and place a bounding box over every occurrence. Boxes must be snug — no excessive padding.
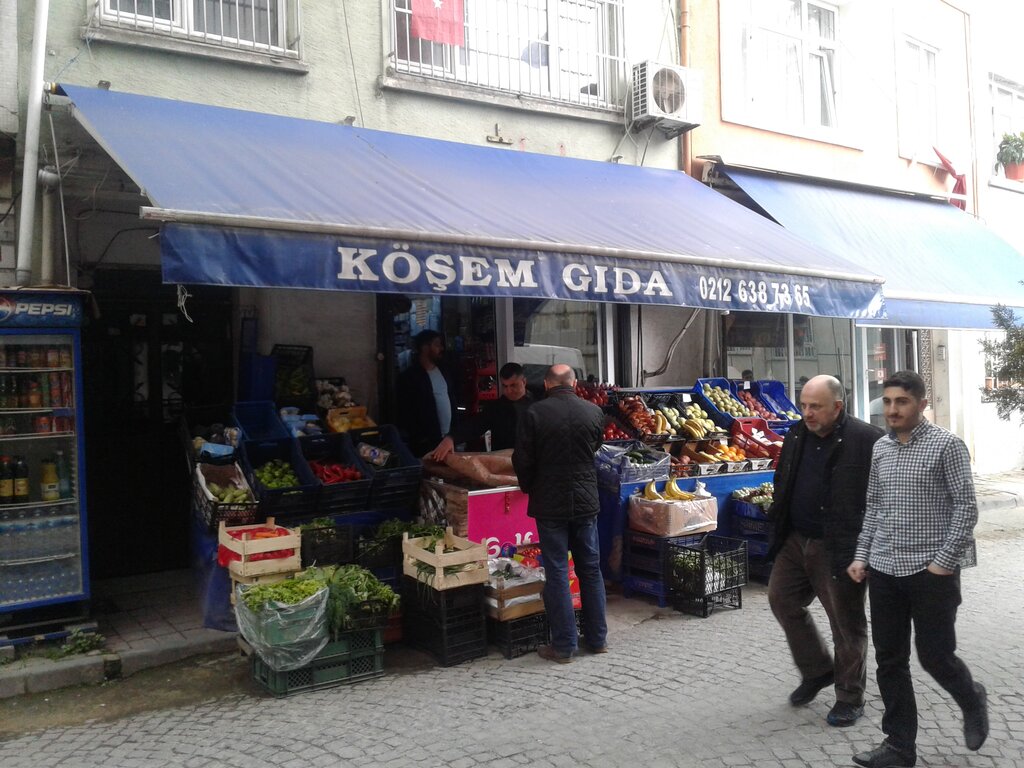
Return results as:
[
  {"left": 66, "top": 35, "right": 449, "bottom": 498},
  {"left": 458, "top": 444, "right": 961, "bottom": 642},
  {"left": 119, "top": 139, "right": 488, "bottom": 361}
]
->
[
  {"left": 13, "top": 456, "right": 30, "bottom": 503},
  {"left": 40, "top": 460, "right": 59, "bottom": 502},
  {"left": 55, "top": 450, "right": 72, "bottom": 499},
  {"left": 0, "top": 455, "right": 13, "bottom": 504}
]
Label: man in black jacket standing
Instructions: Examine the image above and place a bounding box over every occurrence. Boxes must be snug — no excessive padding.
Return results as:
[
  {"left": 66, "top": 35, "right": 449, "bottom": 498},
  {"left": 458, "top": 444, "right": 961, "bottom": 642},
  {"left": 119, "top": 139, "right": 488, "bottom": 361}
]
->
[
  {"left": 475, "top": 363, "right": 533, "bottom": 451},
  {"left": 767, "top": 374, "right": 884, "bottom": 727},
  {"left": 395, "top": 330, "right": 459, "bottom": 461},
  {"left": 513, "top": 364, "right": 606, "bottom": 663}
]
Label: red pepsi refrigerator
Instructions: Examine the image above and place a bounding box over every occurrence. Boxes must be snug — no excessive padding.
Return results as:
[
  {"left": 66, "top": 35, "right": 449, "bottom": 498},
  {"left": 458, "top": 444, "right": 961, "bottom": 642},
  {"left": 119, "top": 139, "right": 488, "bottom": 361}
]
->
[{"left": 0, "top": 290, "right": 90, "bottom": 641}]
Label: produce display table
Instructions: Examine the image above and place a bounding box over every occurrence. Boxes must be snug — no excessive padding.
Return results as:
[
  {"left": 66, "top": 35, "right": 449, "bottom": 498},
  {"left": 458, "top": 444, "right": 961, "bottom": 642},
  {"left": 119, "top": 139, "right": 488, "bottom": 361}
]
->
[
  {"left": 421, "top": 476, "right": 537, "bottom": 557},
  {"left": 597, "top": 469, "right": 774, "bottom": 581}
]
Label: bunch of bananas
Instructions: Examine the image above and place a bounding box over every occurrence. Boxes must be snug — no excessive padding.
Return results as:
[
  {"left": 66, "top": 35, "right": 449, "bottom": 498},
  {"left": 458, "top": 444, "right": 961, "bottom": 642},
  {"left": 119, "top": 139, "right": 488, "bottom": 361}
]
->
[
  {"left": 642, "top": 478, "right": 697, "bottom": 501},
  {"left": 682, "top": 404, "right": 717, "bottom": 437}
]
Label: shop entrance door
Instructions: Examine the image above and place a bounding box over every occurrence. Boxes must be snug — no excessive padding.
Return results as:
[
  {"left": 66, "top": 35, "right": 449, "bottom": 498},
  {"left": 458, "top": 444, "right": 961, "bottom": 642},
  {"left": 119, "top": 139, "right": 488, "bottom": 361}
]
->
[{"left": 82, "top": 269, "right": 233, "bottom": 578}]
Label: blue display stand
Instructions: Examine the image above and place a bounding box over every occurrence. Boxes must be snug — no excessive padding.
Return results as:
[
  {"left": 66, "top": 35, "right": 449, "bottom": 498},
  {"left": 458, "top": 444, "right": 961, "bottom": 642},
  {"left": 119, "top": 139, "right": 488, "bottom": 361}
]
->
[{"left": 597, "top": 469, "right": 774, "bottom": 581}]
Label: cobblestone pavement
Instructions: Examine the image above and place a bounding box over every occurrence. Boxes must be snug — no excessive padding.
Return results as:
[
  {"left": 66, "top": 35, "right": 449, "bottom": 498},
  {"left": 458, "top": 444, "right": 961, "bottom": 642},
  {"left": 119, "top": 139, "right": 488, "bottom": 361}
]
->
[{"left": 3, "top": 527, "right": 1022, "bottom": 768}]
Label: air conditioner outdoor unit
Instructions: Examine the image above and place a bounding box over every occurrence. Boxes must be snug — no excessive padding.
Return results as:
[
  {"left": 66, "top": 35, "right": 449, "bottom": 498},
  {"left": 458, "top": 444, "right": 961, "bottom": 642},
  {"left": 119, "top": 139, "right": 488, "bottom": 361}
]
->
[{"left": 631, "top": 61, "right": 703, "bottom": 136}]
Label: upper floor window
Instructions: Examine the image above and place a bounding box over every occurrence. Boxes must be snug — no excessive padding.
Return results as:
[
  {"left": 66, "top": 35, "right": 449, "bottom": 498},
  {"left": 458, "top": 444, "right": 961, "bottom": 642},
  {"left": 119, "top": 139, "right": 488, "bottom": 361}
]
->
[
  {"left": 720, "top": 0, "right": 840, "bottom": 136},
  {"left": 100, "top": 0, "right": 300, "bottom": 56},
  {"left": 391, "top": 0, "right": 626, "bottom": 110},
  {"left": 896, "top": 37, "right": 939, "bottom": 161},
  {"left": 992, "top": 75, "right": 1024, "bottom": 176}
]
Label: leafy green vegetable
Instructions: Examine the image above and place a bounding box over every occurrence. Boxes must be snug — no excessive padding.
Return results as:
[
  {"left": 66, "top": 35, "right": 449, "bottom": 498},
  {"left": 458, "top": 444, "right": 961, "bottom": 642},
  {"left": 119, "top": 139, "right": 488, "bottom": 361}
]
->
[
  {"left": 241, "top": 578, "right": 326, "bottom": 612},
  {"left": 295, "top": 564, "right": 399, "bottom": 638}
]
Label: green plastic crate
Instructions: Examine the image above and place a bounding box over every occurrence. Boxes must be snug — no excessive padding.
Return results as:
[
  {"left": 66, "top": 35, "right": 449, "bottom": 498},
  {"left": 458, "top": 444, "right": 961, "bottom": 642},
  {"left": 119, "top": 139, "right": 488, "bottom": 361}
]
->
[{"left": 251, "top": 629, "right": 385, "bottom": 697}]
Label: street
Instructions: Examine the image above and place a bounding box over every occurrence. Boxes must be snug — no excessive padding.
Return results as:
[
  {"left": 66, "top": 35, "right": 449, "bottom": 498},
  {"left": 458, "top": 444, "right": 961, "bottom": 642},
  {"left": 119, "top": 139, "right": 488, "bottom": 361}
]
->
[{"left": 1, "top": 518, "right": 1022, "bottom": 768}]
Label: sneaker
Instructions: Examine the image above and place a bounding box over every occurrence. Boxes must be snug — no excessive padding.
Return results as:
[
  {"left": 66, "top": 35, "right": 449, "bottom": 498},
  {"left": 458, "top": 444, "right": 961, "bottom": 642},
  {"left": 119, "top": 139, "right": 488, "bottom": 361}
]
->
[
  {"left": 789, "top": 670, "right": 835, "bottom": 706},
  {"left": 826, "top": 701, "right": 864, "bottom": 727},
  {"left": 964, "top": 682, "right": 989, "bottom": 751},
  {"left": 852, "top": 741, "right": 916, "bottom": 768},
  {"left": 536, "top": 645, "right": 573, "bottom": 664}
]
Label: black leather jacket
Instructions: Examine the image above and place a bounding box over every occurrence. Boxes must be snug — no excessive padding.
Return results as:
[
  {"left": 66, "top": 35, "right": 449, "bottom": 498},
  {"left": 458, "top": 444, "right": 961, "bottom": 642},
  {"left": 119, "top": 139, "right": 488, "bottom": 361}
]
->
[
  {"left": 512, "top": 386, "right": 604, "bottom": 521},
  {"left": 767, "top": 410, "right": 884, "bottom": 575}
]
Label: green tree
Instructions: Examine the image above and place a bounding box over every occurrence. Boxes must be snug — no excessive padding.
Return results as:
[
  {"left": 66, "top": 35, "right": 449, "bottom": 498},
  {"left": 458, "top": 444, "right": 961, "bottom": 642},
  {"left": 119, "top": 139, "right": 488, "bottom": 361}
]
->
[{"left": 979, "top": 304, "right": 1024, "bottom": 420}]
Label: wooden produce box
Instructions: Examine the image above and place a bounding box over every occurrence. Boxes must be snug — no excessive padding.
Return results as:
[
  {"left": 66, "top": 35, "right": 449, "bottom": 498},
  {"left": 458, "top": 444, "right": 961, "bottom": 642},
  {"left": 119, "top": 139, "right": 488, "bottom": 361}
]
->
[
  {"left": 219, "top": 517, "right": 302, "bottom": 579},
  {"left": 402, "top": 526, "right": 489, "bottom": 591},
  {"left": 485, "top": 577, "right": 545, "bottom": 621}
]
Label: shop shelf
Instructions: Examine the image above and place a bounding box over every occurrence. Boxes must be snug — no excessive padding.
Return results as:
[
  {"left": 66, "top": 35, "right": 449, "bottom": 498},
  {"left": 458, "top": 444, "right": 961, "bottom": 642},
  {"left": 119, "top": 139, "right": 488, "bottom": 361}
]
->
[
  {"left": 239, "top": 438, "right": 320, "bottom": 520},
  {"left": 664, "top": 535, "right": 748, "bottom": 601},
  {"left": 349, "top": 425, "right": 423, "bottom": 511},
  {"left": 232, "top": 401, "right": 290, "bottom": 441},
  {"left": 298, "top": 432, "right": 372, "bottom": 515}
]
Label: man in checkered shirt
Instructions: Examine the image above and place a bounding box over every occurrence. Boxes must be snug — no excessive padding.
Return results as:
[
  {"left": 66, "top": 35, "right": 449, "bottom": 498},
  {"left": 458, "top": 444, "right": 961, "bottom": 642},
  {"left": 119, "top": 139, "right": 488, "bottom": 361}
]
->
[{"left": 847, "top": 371, "right": 988, "bottom": 768}]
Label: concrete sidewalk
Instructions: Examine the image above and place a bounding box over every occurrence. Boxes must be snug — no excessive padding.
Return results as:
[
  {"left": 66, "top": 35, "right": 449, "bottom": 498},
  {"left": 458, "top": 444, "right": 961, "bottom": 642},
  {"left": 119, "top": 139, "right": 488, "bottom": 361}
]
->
[{"left": 2, "top": 468, "right": 1022, "bottom": 699}]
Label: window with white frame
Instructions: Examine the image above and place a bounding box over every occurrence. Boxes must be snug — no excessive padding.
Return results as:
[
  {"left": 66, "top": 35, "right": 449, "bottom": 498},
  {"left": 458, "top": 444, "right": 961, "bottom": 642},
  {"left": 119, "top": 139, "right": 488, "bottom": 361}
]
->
[
  {"left": 100, "top": 0, "right": 300, "bottom": 56},
  {"left": 720, "top": 0, "right": 840, "bottom": 135},
  {"left": 991, "top": 75, "right": 1024, "bottom": 175},
  {"left": 896, "top": 37, "right": 939, "bottom": 160},
  {"left": 391, "top": 0, "right": 626, "bottom": 110}
]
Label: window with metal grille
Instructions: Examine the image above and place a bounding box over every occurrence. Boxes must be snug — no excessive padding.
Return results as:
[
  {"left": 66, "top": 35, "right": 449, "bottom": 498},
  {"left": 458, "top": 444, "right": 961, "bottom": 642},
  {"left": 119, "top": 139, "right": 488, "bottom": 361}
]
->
[
  {"left": 391, "top": 0, "right": 627, "bottom": 110},
  {"left": 720, "top": 0, "right": 839, "bottom": 134},
  {"left": 100, "top": 0, "right": 299, "bottom": 56}
]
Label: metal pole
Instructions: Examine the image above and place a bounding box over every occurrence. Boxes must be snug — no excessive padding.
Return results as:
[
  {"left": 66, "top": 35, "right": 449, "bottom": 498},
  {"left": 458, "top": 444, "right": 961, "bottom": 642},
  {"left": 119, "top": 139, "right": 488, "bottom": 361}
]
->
[{"left": 15, "top": 0, "right": 51, "bottom": 286}]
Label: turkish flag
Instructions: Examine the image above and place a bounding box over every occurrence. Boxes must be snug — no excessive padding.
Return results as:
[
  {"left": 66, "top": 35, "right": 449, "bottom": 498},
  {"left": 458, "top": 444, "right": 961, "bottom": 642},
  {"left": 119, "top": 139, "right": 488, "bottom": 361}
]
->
[{"left": 410, "top": 0, "right": 465, "bottom": 46}]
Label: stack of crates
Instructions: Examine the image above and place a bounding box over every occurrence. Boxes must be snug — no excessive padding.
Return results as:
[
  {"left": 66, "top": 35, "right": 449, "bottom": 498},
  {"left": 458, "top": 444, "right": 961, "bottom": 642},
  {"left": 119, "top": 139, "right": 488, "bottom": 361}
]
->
[
  {"left": 622, "top": 530, "right": 707, "bottom": 607},
  {"left": 401, "top": 577, "right": 488, "bottom": 666},
  {"left": 488, "top": 609, "right": 585, "bottom": 660},
  {"left": 250, "top": 628, "right": 385, "bottom": 697},
  {"left": 664, "top": 535, "right": 748, "bottom": 618},
  {"left": 731, "top": 500, "right": 772, "bottom": 581}
]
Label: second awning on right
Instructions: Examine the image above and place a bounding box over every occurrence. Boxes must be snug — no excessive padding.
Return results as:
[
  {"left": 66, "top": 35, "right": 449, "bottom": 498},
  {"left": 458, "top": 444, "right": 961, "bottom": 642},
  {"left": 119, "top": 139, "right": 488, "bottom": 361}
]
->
[{"left": 718, "top": 166, "right": 1024, "bottom": 329}]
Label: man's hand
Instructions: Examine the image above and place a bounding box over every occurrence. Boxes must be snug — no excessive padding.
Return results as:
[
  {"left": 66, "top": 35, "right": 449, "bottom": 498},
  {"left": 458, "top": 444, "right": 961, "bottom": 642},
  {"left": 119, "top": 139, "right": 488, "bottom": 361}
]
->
[
  {"left": 428, "top": 436, "right": 455, "bottom": 462},
  {"left": 847, "top": 560, "right": 869, "bottom": 583},
  {"left": 927, "top": 562, "right": 954, "bottom": 576}
]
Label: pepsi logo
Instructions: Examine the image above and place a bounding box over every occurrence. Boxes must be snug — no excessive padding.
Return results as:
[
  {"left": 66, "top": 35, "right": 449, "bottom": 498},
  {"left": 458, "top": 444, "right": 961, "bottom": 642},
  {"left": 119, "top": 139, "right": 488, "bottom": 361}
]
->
[{"left": 0, "top": 297, "right": 15, "bottom": 322}]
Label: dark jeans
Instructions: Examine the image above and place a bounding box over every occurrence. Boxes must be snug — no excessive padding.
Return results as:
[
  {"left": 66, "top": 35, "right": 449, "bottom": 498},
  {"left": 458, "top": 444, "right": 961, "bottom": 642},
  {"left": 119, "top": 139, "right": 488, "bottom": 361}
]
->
[
  {"left": 768, "top": 532, "right": 868, "bottom": 705},
  {"left": 536, "top": 516, "right": 607, "bottom": 654},
  {"left": 868, "top": 568, "right": 980, "bottom": 753}
]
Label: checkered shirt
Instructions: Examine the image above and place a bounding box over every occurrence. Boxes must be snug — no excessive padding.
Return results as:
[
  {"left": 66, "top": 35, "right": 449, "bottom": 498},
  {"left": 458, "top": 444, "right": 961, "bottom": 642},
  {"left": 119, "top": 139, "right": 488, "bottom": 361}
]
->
[{"left": 854, "top": 419, "right": 977, "bottom": 576}]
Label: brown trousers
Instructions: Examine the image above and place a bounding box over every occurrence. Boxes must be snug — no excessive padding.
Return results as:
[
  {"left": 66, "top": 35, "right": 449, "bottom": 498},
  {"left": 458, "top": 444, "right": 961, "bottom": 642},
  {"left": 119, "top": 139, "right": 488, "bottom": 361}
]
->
[{"left": 768, "top": 531, "right": 868, "bottom": 706}]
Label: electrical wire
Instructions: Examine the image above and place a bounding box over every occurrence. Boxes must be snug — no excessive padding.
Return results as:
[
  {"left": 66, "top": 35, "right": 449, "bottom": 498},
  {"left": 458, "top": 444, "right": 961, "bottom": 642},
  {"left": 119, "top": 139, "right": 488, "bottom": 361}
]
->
[
  {"left": 340, "top": 0, "right": 366, "bottom": 127},
  {"left": 0, "top": 191, "right": 20, "bottom": 225},
  {"left": 48, "top": 112, "right": 72, "bottom": 286}
]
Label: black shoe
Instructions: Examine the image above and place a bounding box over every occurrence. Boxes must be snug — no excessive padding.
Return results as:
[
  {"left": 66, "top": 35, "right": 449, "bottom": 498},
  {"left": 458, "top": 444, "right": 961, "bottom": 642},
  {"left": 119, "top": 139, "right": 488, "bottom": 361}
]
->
[
  {"left": 852, "top": 741, "right": 916, "bottom": 768},
  {"left": 964, "top": 682, "right": 989, "bottom": 751},
  {"left": 789, "top": 670, "right": 835, "bottom": 706},
  {"left": 826, "top": 701, "right": 864, "bottom": 727},
  {"left": 537, "top": 645, "right": 574, "bottom": 664}
]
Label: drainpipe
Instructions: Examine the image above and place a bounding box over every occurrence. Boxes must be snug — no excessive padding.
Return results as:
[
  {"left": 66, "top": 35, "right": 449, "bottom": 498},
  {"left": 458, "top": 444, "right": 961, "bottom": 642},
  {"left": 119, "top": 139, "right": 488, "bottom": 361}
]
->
[
  {"left": 678, "top": 0, "right": 692, "bottom": 178},
  {"left": 38, "top": 168, "right": 58, "bottom": 285},
  {"left": 15, "top": 0, "right": 51, "bottom": 286}
]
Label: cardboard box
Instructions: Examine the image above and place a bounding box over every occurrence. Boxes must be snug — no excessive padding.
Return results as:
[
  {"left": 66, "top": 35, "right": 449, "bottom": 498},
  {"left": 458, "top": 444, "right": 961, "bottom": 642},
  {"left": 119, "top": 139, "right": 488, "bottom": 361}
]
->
[{"left": 628, "top": 495, "right": 719, "bottom": 537}]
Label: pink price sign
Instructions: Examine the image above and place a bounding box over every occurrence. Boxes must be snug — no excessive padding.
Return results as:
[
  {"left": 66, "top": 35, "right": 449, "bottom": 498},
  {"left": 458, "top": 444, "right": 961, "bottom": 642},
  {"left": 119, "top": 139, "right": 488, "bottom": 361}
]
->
[{"left": 466, "top": 488, "right": 538, "bottom": 557}]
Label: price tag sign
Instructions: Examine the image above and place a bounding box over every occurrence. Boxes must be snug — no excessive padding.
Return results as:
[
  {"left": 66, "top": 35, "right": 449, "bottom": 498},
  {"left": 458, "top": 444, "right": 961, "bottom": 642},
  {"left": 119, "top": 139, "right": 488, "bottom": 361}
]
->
[
  {"left": 743, "top": 381, "right": 751, "bottom": 390},
  {"left": 682, "top": 393, "right": 692, "bottom": 402}
]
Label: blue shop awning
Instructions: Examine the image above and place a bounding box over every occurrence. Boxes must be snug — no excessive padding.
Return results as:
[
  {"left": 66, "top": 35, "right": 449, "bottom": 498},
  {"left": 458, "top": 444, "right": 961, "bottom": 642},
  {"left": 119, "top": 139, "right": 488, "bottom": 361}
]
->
[
  {"left": 720, "top": 167, "right": 1024, "bottom": 329},
  {"left": 59, "top": 84, "right": 884, "bottom": 318}
]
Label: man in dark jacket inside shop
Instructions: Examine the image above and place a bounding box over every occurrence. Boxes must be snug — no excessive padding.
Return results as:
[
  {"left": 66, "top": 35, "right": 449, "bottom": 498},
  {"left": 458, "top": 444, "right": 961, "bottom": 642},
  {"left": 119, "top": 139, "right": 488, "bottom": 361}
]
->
[
  {"left": 474, "top": 362, "right": 533, "bottom": 451},
  {"left": 513, "top": 364, "right": 607, "bottom": 663},
  {"left": 767, "top": 374, "right": 884, "bottom": 727},
  {"left": 395, "top": 330, "right": 460, "bottom": 461}
]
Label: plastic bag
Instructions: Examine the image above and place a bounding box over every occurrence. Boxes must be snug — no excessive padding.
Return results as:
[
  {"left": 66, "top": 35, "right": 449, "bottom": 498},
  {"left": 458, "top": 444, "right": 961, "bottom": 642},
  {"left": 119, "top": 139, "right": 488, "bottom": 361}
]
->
[
  {"left": 444, "top": 451, "right": 519, "bottom": 487},
  {"left": 234, "top": 584, "right": 330, "bottom": 671},
  {"left": 595, "top": 442, "right": 670, "bottom": 485}
]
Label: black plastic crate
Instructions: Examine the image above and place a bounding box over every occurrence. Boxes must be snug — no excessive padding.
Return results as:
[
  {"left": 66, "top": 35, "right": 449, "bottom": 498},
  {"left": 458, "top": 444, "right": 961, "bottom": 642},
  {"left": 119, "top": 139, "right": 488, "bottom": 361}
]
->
[
  {"left": 192, "top": 467, "right": 260, "bottom": 532},
  {"left": 622, "top": 573, "right": 670, "bottom": 608},
  {"left": 240, "top": 437, "right": 320, "bottom": 520},
  {"left": 401, "top": 577, "right": 484, "bottom": 615},
  {"left": 272, "top": 344, "right": 316, "bottom": 411},
  {"left": 350, "top": 426, "right": 423, "bottom": 510},
  {"left": 300, "top": 523, "right": 356, "bottom": 568},
  {"left": 404, "top": 615, "right": 488, "bottom": 667},
  {"left": 664, "top": 535, "right": 748, "bottom": 600},
  {"left": 671, "top": 586, "right": 743, "bottom": 618},
  {"left": 624, "top": 530, "right": 707, "bottom": 577},
  {"left": 488, "top": 612, "right": 548, "bottom": 660},
  {"left": 354, "top": 533, "right": 402, "bottom": 571},
  {"left": 298, "top": 433, "right": 373, "bottom": 515},
  {"left": 402, "top": 577, "right": 487, "bottom": 666}
]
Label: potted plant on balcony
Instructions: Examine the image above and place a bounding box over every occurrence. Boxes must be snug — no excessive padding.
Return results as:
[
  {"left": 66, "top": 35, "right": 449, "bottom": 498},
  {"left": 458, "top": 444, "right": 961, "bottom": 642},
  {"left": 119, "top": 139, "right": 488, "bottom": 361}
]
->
[{"left": 995, "top": 131, "right": 1024, "bottom": 181}]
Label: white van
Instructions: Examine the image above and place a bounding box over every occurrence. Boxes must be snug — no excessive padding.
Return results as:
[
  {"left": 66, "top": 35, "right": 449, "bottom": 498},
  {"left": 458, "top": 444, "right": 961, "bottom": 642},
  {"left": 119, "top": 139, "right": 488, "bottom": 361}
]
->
[{"left": 508, "top": 344, "right": 588, "bottom": 393}]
